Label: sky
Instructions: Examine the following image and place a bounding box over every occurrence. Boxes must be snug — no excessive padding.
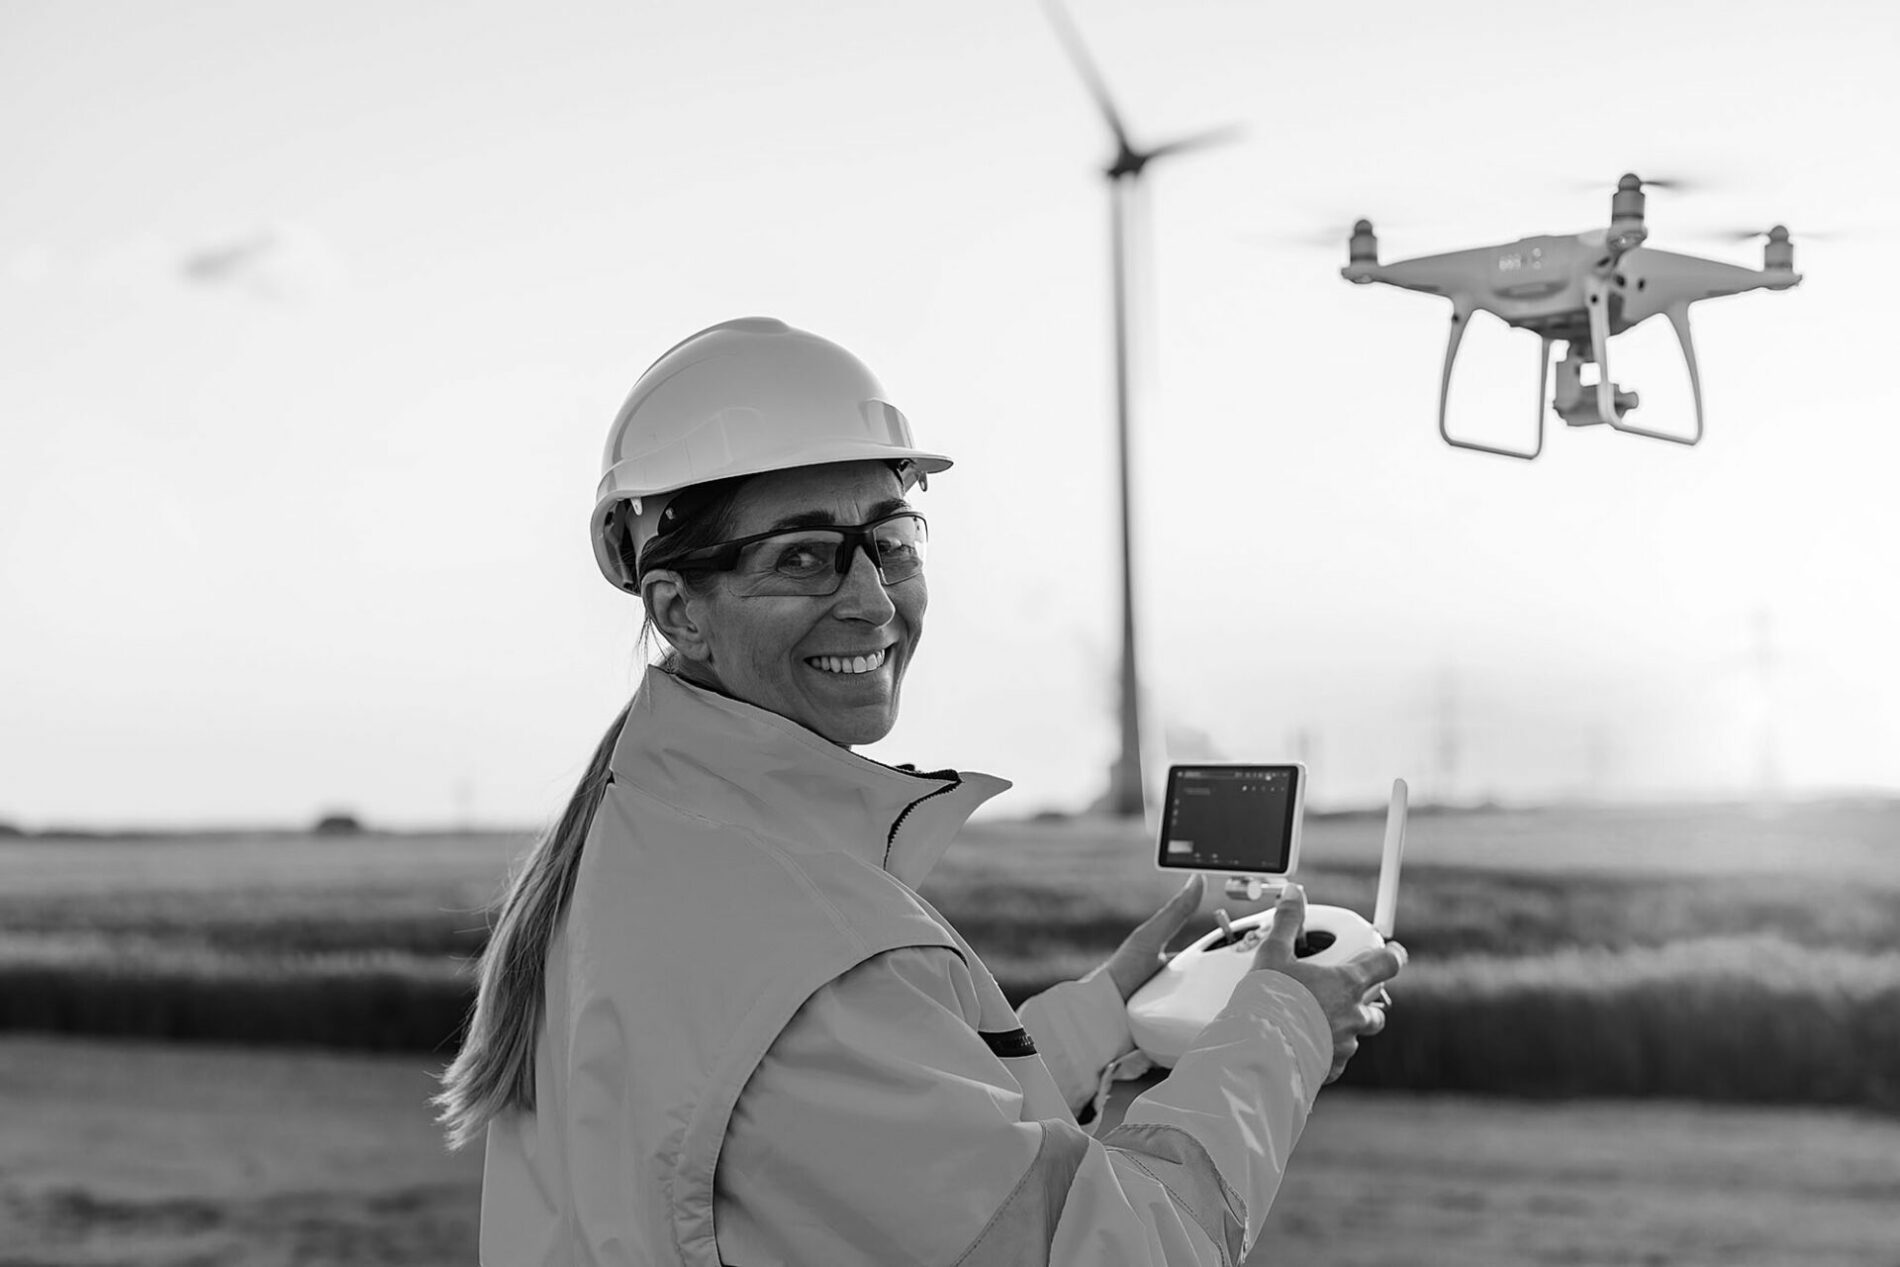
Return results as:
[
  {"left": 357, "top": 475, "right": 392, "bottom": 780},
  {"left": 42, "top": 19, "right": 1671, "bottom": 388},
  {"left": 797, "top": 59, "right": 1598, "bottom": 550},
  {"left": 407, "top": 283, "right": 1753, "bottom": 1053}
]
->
[{"left": 3, "top": 0, "right": 1897, "bottom": 829}]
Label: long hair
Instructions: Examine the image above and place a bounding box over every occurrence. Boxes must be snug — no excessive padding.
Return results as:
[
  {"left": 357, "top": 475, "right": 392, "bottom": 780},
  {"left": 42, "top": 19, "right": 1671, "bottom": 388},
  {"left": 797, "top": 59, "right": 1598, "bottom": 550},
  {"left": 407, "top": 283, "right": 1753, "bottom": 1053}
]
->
[{"left": 432, "top": 477, "right": 752, "bottom": 1150}]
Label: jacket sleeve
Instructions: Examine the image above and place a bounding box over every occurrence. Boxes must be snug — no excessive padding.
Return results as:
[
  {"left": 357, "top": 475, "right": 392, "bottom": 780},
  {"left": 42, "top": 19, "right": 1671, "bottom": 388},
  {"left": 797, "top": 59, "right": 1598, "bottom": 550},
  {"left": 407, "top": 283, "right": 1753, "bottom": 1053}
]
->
[
  {"left": 713, "top": 945, "right": 1332, "bottom": 1267},
  {"left": 1018, "top": 968, "right": 1147, "bottom": 1116}
]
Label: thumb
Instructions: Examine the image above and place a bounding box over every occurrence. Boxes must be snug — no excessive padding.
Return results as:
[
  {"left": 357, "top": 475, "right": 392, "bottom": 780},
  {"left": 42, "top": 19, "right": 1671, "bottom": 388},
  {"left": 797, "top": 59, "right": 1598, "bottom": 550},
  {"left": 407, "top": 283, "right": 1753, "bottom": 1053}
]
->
[{"left": 1257, "top": 883, "right": 1306, "bottom": 965}]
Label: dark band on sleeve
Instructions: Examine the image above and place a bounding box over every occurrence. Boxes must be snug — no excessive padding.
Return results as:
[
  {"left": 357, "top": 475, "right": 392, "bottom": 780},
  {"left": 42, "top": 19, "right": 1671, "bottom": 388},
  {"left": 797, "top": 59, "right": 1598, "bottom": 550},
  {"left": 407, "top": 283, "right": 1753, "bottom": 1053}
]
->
[{"left": 979, "top": 1027, "right": 1039, "bottom": 1059}]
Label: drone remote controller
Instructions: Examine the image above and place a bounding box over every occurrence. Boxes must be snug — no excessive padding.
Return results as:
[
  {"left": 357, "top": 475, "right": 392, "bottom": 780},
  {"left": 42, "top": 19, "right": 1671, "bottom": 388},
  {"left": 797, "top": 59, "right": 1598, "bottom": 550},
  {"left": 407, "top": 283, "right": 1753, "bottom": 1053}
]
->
[{"left": 1126, "top": 774, "right": 1408, "bottom": 1067}]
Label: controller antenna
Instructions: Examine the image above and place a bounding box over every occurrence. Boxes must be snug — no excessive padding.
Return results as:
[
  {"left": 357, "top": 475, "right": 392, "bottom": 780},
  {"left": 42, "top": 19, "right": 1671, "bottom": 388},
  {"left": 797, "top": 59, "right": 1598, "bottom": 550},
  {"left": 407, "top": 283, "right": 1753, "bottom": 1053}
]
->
[{"left": 1372, "top": 778, "right": 1408, "bottom": 938}]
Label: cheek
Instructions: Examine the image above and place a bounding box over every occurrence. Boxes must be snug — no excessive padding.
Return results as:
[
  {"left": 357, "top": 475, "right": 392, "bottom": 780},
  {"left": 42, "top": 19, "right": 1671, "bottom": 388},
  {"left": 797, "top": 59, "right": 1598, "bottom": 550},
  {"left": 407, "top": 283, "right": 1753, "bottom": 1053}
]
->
[
  {"left": 731, "top": 604, "right": 814, "bottom": 686},
  {"left": 895, "top": 580, "right": 926, "bottom": 649}
]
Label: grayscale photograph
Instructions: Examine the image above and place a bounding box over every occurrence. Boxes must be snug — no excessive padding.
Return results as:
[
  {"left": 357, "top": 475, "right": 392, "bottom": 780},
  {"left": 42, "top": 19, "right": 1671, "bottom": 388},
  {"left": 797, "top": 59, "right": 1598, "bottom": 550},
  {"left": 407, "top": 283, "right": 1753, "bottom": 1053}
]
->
[{"left": 2, "top": 1, "right": 1896, "bottom": 1264}]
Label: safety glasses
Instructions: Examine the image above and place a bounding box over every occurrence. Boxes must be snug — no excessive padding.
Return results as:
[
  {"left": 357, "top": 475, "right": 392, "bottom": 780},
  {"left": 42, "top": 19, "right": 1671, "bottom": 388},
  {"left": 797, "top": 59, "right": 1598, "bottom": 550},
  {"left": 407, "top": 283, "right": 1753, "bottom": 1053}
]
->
[{"left": 669, "top": 510, "right": 928, "bottom": 597}]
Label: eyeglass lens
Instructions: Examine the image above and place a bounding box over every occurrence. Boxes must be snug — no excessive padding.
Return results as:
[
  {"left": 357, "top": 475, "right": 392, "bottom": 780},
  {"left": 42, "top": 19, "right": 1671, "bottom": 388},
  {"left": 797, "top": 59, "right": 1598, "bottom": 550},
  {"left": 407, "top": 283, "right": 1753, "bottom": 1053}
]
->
[{"left": 730, "top": 513, "right": 928, "bottom": 597}]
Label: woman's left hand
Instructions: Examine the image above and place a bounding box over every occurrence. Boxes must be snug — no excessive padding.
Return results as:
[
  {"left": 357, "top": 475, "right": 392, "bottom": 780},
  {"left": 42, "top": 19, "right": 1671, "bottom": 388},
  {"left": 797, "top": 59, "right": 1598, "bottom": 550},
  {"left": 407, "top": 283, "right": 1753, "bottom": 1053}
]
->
[{"left": 1102, "top": 874, "right": 1207, "bottom": 1002}]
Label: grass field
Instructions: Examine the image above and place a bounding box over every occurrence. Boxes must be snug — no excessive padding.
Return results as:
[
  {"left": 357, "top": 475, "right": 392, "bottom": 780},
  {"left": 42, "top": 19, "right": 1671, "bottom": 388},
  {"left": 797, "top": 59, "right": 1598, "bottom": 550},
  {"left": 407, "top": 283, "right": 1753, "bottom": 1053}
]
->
[
  {"left": 5, "top": 1035, "right": 1898, "bottom": 1267},
  {"left": 4, "top": 800, "right": 1899, "bottom": 1107},
  {"left": 7, "top": 800, "right": 1899, "bottom": 967},
  {"left": 4, "top": 802, "right": 1899, "bottom": 1263}
]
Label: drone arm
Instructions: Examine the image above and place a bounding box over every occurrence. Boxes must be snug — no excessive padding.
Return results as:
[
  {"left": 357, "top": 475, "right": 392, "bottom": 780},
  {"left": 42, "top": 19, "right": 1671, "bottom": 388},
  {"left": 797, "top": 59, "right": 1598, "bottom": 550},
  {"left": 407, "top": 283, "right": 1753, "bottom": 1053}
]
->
[
  {"left": 1617, "top": 247, "right": 1799, "bottom": 326},
  {"left": 1435, "top": 297, "right": 1544, "bottom": 460}
]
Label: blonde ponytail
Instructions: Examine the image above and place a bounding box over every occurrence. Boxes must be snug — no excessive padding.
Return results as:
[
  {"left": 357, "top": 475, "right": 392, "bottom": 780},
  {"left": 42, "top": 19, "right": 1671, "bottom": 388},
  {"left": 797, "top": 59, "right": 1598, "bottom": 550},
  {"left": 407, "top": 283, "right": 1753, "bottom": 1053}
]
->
[
  {"left": 433, "top": 701, "right": 631, "bottom": 1150},
  {"left": 436, "top": 476, "right": 750, "bottom": 1150}
]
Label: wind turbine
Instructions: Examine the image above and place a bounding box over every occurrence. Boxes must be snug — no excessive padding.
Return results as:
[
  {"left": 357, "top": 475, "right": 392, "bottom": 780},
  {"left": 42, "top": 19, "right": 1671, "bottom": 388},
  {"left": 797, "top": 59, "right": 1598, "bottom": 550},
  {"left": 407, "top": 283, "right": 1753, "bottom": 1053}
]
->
[{"left": 1042, "top": 0, "right": 1241, "bottom": 817}]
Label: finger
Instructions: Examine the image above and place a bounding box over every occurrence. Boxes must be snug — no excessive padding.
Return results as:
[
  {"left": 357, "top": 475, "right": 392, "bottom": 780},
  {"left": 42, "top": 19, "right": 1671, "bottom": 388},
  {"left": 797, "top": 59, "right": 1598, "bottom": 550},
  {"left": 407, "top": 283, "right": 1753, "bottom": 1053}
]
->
[
  {"left": 1346, "top": 940, "right": 1408, "bottom": 991},
  {"left": 1161, "top": 872, "right": 1205, "bottom": 921},
  {"left": 1132, "top": 874, "right": 1204, "bottom": 949},
  {"left": 1327, "top": 1036, "right": 1359, "bottom": 1083},
  {"left": 1359, "top": 1002, "right": 1387, "bottom": 1037}
]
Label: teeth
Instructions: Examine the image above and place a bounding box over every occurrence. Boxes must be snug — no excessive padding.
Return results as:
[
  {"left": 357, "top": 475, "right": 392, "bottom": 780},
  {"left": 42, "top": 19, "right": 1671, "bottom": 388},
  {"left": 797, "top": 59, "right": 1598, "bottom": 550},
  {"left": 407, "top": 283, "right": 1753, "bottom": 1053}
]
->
[{"left": 809, "top": 648, "right": 886, "bottom": 675}]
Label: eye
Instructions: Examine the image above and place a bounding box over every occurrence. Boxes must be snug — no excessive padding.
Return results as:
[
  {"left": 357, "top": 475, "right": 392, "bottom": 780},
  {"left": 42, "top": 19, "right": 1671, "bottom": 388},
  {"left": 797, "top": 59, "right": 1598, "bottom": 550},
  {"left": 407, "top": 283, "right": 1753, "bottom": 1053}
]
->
[
  {"left": 874, "top": 517, "right": 925, "bottom": 562},
  {"left": 769, "top": 539, "right": 832, "bottom": 575}
]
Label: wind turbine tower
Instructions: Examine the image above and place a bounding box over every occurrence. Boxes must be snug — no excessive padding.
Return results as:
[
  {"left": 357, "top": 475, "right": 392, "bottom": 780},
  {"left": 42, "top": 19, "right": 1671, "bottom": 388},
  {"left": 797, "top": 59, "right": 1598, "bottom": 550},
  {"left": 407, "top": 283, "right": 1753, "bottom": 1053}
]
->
[{"left": 1043, "top": 0, "right": 1239, "bottom": 816}]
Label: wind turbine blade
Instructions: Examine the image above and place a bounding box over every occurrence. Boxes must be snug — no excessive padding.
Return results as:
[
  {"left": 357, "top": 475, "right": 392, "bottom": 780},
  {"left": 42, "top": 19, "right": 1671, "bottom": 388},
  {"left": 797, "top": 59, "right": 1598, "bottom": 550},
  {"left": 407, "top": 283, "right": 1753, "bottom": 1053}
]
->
[
  {"left": 1144, "top": 123, "right": 1245, "bottom": 162},
  {"left": 1040, "top": 0, "right": 1134, "bottom": 149}
]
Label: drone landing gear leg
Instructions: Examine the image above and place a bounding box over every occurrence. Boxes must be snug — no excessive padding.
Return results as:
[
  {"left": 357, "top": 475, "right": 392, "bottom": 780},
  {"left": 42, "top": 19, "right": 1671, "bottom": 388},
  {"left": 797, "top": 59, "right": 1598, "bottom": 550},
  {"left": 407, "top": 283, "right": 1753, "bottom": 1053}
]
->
[
  {"left": 1532, "top": 336, "right": 1552, "bottom": 455},
  {"left": 1436, "top": 299, "right": 1544, "bottom": 460},
  {"left": 1606, "top": 302, "right": 1705, "bottom": 447},
  {"left": 1585, "top": 272, "right": 1619, "bottom": 425}
]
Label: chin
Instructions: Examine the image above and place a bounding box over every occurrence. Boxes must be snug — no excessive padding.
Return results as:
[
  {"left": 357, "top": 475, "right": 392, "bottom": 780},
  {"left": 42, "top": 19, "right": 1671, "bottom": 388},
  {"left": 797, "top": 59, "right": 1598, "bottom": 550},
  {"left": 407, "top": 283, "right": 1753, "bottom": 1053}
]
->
[{"left": 821, "top": 708, "right": 898, "bottom": 749}]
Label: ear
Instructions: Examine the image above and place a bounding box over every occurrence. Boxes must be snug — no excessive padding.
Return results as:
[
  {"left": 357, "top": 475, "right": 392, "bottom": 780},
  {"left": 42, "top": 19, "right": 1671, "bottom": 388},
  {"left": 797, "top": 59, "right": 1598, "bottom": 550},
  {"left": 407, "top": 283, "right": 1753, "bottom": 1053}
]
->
[{"left": 641, "top": 571, "right": 715, "bottom": 664}]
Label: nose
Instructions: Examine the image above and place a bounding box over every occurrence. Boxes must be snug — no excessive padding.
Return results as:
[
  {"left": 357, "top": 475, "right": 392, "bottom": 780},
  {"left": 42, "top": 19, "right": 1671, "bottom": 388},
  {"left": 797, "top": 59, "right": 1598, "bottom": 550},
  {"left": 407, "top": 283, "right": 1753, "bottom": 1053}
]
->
[{"left": 830, "top": 541, "right": 897, "bottom": 623}]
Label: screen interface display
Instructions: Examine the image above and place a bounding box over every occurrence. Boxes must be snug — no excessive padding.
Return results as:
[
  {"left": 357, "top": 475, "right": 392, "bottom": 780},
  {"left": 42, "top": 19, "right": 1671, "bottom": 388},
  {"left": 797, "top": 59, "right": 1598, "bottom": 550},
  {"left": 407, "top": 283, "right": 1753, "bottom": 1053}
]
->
[{"left": 1158, "top": 765, "right": 1300, "bottom": 873}]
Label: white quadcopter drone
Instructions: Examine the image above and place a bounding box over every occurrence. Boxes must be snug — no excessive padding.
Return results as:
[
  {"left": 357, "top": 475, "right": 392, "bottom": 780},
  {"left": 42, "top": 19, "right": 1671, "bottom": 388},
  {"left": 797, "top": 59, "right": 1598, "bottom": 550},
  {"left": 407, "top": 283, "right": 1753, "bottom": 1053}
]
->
[
  {"left": 1343, "top": 174, "right": 1803, "bottom": 459},
  {"left": 1126, "top": 765, "right": 1407, "bottom": 1067}
]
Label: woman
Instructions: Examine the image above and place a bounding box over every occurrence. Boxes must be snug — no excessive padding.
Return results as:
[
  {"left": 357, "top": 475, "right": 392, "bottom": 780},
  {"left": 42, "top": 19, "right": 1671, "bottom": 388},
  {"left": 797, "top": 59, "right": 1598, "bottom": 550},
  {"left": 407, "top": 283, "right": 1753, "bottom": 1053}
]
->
[{"left": 435, "top": 317, "right": 1405, "bottom": 1266}]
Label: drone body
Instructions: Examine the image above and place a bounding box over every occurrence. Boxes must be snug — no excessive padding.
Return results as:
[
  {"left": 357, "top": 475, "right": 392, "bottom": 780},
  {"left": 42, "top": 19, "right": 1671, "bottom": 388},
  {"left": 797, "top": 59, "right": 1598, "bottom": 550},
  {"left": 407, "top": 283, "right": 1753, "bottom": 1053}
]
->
[{"left": 1343, "top": 175, "right": 1802, "bottom": 459}]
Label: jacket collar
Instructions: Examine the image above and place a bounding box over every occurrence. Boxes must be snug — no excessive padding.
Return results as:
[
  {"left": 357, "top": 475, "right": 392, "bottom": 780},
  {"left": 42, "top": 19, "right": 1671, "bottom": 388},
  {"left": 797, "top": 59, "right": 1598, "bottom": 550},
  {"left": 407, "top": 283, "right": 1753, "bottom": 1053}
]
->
[{"left": 608, "top": 664, "right": 1011, "bottom": 888}]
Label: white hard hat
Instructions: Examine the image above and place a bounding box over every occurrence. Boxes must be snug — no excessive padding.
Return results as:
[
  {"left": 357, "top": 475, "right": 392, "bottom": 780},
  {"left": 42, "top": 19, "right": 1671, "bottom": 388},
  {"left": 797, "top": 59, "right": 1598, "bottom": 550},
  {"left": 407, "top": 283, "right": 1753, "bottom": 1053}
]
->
[{"left": 589, "top": 317, "right": 953, "bottom": 592}]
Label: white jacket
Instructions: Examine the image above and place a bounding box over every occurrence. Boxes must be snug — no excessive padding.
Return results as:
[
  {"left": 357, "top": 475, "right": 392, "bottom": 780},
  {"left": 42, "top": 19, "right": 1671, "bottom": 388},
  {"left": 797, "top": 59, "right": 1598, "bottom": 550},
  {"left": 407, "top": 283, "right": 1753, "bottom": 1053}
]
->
[{"left": 479, "top": 666, "right": 1332, "bottom": 1266}]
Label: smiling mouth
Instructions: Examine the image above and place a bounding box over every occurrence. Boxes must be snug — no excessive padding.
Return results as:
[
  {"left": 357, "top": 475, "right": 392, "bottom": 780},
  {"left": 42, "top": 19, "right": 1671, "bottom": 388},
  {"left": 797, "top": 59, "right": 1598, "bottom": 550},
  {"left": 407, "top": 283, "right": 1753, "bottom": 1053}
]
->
[{"left": 804, "top": 647, "right": 891, "bottom": 676}]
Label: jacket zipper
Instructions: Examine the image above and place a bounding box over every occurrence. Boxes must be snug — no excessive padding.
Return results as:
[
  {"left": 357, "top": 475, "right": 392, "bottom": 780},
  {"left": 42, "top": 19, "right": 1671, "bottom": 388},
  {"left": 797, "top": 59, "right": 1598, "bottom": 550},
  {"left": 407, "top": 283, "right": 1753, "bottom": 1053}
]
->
[{"left": 883, "top": 772, "right": 962, "bottom": 866}]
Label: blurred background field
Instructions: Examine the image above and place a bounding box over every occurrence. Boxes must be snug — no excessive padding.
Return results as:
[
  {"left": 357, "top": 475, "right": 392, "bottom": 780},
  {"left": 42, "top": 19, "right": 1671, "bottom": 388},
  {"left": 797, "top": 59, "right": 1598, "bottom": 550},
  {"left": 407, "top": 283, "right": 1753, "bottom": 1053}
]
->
[
  {"left": 3, "top": 798, "right": 1898, "bottom": 1106},
  {"left": 5, "top": 800, "right": 1899, "bottom": 1262},
  {"left": 7, "top": 1034, "right": 1900, "bottom": 1267}
]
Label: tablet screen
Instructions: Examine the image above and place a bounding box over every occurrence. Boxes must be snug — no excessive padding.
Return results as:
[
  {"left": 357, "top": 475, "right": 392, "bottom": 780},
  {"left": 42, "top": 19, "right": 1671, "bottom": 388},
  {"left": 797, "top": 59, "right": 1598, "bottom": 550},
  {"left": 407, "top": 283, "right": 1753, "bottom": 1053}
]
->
[{"left": 1157, "top": 764, "right": 1302, "bottom": 874}]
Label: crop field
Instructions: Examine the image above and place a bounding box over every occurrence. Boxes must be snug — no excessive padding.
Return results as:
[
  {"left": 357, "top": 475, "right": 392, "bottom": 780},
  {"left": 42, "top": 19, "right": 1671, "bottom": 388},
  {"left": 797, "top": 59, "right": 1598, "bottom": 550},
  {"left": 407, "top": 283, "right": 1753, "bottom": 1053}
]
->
[
  {"left": 7, "top": 801, "right": 1899, "bottom": 979},
  {"left": 2, "top": 799, "right": 1898, "bottom": 1263},
  {"left": 4, "top": 801, "right": 1898, "bottom": 1104},
  {"left": 5, "top": 1035, "right": 1899, "bottom": 1267}
]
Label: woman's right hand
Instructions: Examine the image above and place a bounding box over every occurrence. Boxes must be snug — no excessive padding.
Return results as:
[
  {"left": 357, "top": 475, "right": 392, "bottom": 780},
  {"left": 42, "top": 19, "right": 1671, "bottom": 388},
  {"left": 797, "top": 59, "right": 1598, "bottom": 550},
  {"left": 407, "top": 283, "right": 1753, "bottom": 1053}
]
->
[{"left": 1250, "top": 883, "right": 1407, "bottom": 1083}]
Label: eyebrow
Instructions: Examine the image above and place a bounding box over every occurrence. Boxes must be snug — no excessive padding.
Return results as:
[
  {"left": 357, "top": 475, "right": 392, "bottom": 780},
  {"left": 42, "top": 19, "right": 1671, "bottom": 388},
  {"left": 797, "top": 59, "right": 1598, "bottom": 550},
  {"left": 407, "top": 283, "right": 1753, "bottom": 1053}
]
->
[{"left": 762, "top": 498, "right": 911, "bottom": 532}]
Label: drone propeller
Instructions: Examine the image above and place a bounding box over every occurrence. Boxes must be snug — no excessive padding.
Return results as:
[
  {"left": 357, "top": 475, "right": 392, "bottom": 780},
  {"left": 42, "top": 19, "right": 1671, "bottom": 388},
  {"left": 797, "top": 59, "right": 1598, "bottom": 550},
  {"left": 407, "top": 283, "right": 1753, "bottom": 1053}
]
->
[
  {"left": 1704, "top": 225, "right": 1853, "bottom": 242},
  {"left": 1566, "top": 173, "right": 1711, "bottom": 195},
  {"left": 1249, "top": 213, "right": 1446, "bottom": 252},
  {"left": 1250, "top": 226, "right": 1356, "bottom": 248}
]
